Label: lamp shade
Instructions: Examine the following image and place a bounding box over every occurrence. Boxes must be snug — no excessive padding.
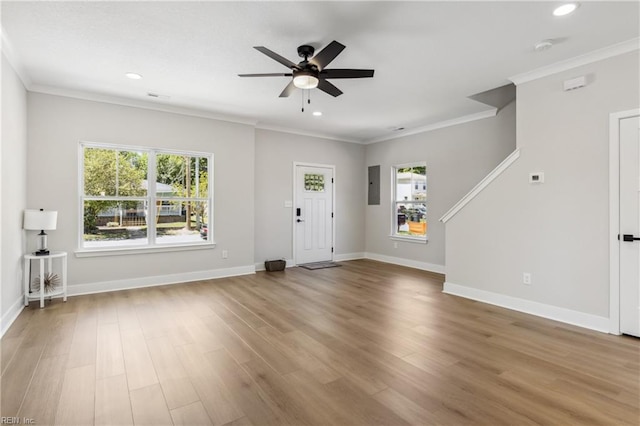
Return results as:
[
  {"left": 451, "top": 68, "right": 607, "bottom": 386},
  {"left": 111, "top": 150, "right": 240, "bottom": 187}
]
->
[{"left": 24, "top": 210, "right": 58, "bottom": 231}]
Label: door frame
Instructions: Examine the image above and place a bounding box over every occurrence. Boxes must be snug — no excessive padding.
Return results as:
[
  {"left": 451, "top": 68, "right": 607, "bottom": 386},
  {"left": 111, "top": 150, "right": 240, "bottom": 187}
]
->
[
  {"left": 292, "top": 162, "right": 336, "bottom": 266},
  {"left": 609, "top": 108, "right": 640, "bottom": 335}
]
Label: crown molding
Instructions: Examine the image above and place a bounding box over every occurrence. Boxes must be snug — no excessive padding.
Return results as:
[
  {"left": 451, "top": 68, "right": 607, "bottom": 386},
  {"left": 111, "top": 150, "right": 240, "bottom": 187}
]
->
[
  {"left": 509, "top": 37, "right": 640, "bottom": 86},
  {"left": 1, "top": 26, "right": 33, "bottom": 88},
  {"left": 28, "top": 83, "right": 381, "bottom": 144},
  {"left": 30, "top": 84, "right": 361, "bottom": 144},
  {"left": 28, "top": 84, "right": 258, "bottom": 127},
  {"left": 255, "top": 123, "right": 361, "bottom": 144},
  {"left": 364, "top": 108, "right": 497, "bottom": 145}
]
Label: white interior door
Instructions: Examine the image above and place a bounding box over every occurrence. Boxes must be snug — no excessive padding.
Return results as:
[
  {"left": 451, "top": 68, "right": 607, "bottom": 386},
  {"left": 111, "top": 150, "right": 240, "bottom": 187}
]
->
[
  {"left": 620, "top": 116, "right": 640, "bottom": 337},
  {"left": 295, "top": 165, "right": 334, "bottom": 265}
]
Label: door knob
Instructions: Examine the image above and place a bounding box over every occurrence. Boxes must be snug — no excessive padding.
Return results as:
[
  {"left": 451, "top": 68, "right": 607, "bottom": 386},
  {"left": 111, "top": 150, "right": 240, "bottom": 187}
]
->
[
  {"left": 621, "top": 234, "right": 640, "bottom": 242},
  {"left": 296, "top": 219, "right": 304, "bottom": 223}
]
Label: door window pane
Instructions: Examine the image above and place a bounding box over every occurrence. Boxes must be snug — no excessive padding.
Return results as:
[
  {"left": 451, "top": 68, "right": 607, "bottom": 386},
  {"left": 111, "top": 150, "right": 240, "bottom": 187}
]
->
[{"left": 304, "top": 174, "right": 325, "bottom": 192}]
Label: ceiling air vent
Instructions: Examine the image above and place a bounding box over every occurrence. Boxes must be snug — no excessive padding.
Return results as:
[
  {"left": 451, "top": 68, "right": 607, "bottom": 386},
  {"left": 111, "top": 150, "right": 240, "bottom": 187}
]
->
[{"left": 147, "top": 92, "right": 170, "bottom": 100}]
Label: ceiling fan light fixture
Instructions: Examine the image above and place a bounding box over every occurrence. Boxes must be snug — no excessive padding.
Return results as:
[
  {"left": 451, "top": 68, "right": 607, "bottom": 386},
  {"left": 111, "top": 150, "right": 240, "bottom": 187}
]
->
[
  {"left": 240, "top": 41, "right": 373, "bottom": 98},
  {"left": 293, "top": 71, "right": 319, "bottom": 89}
]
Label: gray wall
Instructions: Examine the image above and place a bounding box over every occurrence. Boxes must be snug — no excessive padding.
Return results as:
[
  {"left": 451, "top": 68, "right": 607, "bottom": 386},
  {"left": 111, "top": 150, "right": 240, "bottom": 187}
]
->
[
  {"left": 365, "top": 102, "right": 516, "bottom": 269},
  {"left": 13, "top": 50, "right": 636, "bottom": 333},
  {"left": 27, "top": 93, "right": 256, "bottom": 289},
  {"left": 445, "top": 51, "right": 639, "bottom": 318},
  {"left": 1, "top": 54, "right": 28, "bottom": 331},
  {"left": 254, "top": 129, "right": 366, "bottom": 264}
]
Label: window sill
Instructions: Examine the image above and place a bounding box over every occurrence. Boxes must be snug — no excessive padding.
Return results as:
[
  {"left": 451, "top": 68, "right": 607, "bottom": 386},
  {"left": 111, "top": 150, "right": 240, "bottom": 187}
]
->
[
  {"left": 390, "top": 235, "right": 428, "bottom": 244},
  {"left": 75, "top": 242, "right": 216, "bottom": 258}
]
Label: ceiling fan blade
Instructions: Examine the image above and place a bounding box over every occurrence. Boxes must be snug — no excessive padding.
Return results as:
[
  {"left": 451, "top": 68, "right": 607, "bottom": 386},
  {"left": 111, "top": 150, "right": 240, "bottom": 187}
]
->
[
  {"left": 321, "top": 69, "right": 375, "bottom": 79},
  {"left": 254, "top": 46, "right": 300, "bottom": 70},
  {"left": 238, "top": 73, "right": 293, "bottom": 77},
  {"left": 309, "top": 40, "right": 346, "bottom": 69},
  {"left": 279, "top": 80, "right": 297, "bottom": 98},
  {"left": 317, "top": 79, "right": 343, "bottom": 97}
]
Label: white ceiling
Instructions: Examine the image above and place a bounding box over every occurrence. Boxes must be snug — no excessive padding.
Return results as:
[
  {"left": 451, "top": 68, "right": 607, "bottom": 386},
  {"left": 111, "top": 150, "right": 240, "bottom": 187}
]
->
[{"left": 2, "top": 1, "right": 639, "bottom": 143}]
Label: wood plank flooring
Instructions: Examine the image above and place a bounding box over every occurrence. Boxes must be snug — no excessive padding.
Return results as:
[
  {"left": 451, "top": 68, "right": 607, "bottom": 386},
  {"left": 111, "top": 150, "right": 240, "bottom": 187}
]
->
[{"left": 1, "top": 259, "right": 638, "bottom": 425}]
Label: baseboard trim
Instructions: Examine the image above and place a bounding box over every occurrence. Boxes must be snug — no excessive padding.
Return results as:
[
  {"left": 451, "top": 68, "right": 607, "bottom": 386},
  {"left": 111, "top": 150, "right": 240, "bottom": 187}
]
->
[
  {"left": 67, "top": 265, "right": 256, "bottom": 297},
  {"left": 254, "top": 253, "right": 366, "bottom": 271},
  {"left": 443, "top": 282, "right": 610, "bottom": 333},
  {"left": 1, "top": 296, "right": 25, "bottom": 337},
  {"left": 334, "top": 252, "right": 366, "bottom": 262},
  {"left": 364, "top": 252, "right": 445, "bottom": 274}
]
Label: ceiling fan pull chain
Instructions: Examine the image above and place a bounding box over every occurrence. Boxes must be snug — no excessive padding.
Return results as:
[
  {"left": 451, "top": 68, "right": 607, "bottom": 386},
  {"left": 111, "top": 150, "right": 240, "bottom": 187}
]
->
[{"left": 301, "top": 90, "right": 304, "bottom": 112}]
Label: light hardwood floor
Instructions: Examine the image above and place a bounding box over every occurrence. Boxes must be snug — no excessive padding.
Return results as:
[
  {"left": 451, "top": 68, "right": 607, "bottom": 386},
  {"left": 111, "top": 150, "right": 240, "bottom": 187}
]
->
[{"left": 1, "top": 259, "right": 638, "bottom": 425}]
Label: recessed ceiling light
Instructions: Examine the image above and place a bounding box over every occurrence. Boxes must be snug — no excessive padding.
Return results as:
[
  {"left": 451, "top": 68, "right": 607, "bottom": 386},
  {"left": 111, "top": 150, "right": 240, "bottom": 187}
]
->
[
  {"left": 312, "top": 111, "right": 322, "bottom": 117},
  {"left": 125, "top": 72, "right": 142, "bottom": 80},
  {"left": 553, "top": 3, "right": 578, "bottom": 16}
]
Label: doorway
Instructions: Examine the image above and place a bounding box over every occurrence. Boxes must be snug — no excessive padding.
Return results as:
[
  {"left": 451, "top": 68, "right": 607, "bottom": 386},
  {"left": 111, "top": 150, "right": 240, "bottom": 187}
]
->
[
  {"left": 609, "top": 109, "right": 640, "bottom": 336},
  {"left": 293, "top": 163, "right": 335, "bottom": 265}
]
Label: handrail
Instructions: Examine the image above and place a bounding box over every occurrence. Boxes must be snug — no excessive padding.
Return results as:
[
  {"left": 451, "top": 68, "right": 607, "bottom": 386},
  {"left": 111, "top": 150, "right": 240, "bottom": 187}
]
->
[{"left": 440, "top": 148, "right": 520, "bottom": 223}]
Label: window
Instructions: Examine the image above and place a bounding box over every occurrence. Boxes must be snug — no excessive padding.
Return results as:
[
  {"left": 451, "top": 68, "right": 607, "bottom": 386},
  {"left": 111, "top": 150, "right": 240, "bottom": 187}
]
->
[
  {"left": 80, "top": 142, "right": 213, "bottom": 251},
  {"left": 393, "top": 163, "right": 427, "bottom": 241}
]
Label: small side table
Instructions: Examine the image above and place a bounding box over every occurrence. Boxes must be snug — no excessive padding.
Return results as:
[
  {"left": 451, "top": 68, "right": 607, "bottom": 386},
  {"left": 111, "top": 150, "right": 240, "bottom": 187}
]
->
[{"left": 23, "top": 251, "right": 67, "bottom": 308}]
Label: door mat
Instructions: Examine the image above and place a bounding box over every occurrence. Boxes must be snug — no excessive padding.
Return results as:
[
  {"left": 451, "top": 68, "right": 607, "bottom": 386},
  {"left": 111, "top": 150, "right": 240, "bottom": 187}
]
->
[{"left": 299, "top": 261, "right": 342, "bottom": 270}]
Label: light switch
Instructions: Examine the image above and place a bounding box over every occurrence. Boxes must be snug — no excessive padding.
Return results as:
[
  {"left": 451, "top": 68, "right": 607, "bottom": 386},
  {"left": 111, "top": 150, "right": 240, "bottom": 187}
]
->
[{"left": 284, "top": 200, "right": 293, "bottom": 208}]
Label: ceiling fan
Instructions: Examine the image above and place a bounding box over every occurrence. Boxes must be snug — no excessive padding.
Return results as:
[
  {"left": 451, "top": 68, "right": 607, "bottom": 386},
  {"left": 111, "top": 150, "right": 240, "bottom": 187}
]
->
[{"left": 238, "top": 40, "right": 374, "bottom": 98}]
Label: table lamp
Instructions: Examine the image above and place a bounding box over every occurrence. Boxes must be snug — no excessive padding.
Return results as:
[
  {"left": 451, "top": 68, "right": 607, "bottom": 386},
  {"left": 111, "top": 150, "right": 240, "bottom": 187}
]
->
[{"left": 24, "top": 209, "right": 58, "bottom": 256}]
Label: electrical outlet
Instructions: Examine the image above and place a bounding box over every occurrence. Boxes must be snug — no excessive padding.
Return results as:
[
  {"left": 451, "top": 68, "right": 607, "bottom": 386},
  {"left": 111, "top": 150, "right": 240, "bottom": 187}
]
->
[
  {"left": 523, "top": 272, "right": 532, "bottom": 285},
  {"left": 222, "top": 250, "right": 228, "bottom": 259},
  {"left": 393, "top": 241, "right": 398, "bottom": 249}
]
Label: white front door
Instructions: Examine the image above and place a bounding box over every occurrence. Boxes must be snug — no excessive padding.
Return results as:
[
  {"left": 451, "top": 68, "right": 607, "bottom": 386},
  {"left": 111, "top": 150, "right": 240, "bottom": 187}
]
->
[
  {"left": 294, "top": 165, "right": 334, "bottom": 265},
  {"left": 620, "top": 116, "right": 640, "bottom": 337}
]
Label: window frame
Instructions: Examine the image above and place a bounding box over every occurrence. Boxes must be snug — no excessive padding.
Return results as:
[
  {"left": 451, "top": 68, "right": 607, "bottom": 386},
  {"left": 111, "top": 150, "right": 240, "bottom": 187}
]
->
[
  {"left": 77, "top": 141, "right": 214, "bottom": 256},
  {"left": 391, "top": 161, "right": 428, "bottom": 243}
]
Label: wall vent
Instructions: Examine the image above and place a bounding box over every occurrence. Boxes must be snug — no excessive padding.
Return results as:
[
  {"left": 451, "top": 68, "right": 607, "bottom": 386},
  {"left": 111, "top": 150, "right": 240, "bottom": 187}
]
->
[{"left": 563, "top": 76, "right": 586, "bottom": 92}]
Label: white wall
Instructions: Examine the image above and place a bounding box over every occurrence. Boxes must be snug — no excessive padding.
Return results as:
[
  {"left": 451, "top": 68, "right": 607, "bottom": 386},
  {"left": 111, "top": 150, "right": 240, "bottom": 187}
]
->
[
  {"left": 27, "top": 93, "right": 256, "bottom": 293},
  {"left": 445, "top": 51, "right": 639, "bottom": 326},
  {"left": 1, "top": 53, "right": 28, "bottom": 333},
  {"left": 365, "top": 102, "right": 516, "bottom": 271},
  {"left": 254, "top": 129, "right": 366, "bottom": 265}
]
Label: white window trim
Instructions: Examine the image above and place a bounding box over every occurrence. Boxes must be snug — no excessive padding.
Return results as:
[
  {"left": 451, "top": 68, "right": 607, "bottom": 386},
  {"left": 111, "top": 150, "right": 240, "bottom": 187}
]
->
[
  {"left": 391, "top": 161, "right": 428, "bottom": 242},
  {"left": 390, "top": 235, "right": 428, "bottom": 244},
  {"left": 78, "top": 141, "right": 214, "bottom": 255},
  {"left": 75, "top": 242, "right": 216, "bottom": 258}
]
